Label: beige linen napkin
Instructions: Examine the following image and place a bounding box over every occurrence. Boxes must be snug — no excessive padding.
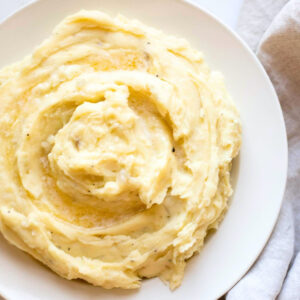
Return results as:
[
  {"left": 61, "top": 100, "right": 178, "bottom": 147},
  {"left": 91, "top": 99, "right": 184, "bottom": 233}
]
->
[{"left": 227, "top": 0, "right": 300, "bottom": 299}]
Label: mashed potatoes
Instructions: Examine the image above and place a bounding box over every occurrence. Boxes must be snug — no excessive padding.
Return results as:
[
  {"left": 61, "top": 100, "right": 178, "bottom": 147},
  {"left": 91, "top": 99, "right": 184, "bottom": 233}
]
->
[{"left": 0, "top": 11, "right": 241, "bottom": 289}]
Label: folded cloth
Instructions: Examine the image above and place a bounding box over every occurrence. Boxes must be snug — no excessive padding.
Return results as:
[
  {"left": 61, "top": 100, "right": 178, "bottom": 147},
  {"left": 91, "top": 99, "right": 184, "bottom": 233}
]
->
[{"left": 227, "top": 0, "right": 300, "bottom": 299}]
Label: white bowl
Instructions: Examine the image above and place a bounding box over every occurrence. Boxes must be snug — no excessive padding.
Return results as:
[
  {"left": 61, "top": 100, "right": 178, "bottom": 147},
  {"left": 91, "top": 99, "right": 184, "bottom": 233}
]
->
[{"left": 0, "top": 0, "right": 287, "bottom": 299}]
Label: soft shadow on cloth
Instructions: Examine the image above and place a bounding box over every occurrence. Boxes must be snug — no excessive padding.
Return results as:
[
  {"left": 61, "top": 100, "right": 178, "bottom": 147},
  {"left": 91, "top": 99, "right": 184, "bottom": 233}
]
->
[{"left": 227, "top": 0, "right": 300, "bottom": 299}]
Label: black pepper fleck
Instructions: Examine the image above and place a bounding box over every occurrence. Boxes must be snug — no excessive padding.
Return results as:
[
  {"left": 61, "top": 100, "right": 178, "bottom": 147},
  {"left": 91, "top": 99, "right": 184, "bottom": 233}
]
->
[
  {"left": 67, "top": 247, "right": 70, "bottom": 251},
  {"left": 74, "top": 138, "right": 80, "bottom": 150},
  {"left": 172, "top": 147, "right": 175, "bottom": 152},
  {"left": 26, "top": 133, "right": 30, "bottom": 137},
  {"left": 156, "top": 74, "right": 159, "bottom": 78}
]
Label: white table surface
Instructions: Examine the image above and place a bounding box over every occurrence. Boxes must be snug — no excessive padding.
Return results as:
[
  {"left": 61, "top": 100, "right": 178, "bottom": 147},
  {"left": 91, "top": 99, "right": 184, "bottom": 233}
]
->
[
  {"left": 0, "top": 0, "right": 244, "bottom": 29},
  {"left": 0, "top": 0, "right": 243, "bottom": 299}
]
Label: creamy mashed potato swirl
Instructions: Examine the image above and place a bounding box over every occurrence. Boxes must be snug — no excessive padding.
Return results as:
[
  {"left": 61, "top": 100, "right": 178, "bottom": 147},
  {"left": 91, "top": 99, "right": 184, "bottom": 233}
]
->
[{"left": 0, "top": 11, "right": 241, "bottom": 289}]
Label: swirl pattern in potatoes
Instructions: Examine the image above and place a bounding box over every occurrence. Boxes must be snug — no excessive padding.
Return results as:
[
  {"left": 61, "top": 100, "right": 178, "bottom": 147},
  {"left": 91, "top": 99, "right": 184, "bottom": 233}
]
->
[{"left": 0, "top": 11, "right": 241, "bottom": 289}]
